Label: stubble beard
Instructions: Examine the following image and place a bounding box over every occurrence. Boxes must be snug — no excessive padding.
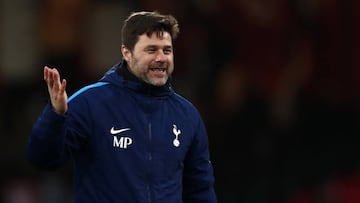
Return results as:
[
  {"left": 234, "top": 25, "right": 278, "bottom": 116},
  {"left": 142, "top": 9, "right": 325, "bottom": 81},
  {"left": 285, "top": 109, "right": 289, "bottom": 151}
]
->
[{"left": 131, "top": 57, "right": 172, "bottom": 87}]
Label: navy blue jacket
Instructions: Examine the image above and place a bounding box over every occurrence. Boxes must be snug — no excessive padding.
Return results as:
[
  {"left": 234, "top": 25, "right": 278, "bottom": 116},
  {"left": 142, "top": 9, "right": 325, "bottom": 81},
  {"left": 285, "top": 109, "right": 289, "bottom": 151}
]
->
[{"left": 27, "top": 61, "right": 217, "bottom": 203}]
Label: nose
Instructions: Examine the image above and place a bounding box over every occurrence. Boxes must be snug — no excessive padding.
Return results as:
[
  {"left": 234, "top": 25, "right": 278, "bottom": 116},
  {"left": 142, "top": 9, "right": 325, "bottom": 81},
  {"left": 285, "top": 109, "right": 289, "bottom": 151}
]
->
[{"left": 155, "top": 50, "right": 167, "bottom": 62}]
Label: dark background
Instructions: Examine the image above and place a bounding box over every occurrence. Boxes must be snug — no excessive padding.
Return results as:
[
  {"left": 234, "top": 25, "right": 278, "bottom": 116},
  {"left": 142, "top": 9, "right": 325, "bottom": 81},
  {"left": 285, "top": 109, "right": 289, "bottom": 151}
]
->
[{"left": 1, "top": 0, "right": 360, "bottom": 202}]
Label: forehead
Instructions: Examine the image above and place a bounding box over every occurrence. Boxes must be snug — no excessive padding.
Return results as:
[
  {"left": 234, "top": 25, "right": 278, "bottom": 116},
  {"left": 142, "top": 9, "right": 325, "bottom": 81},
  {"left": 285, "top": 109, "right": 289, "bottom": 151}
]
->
[{"left": 135, "top": 32, "right": 173, "bottom": 48}]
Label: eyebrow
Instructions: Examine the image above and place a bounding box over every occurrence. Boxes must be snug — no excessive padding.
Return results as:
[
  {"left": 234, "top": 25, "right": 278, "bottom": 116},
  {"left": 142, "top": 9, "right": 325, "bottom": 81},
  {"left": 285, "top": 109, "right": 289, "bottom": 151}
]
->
[{"left": 144, "top": 45, "right": 173, "bottom": 50}]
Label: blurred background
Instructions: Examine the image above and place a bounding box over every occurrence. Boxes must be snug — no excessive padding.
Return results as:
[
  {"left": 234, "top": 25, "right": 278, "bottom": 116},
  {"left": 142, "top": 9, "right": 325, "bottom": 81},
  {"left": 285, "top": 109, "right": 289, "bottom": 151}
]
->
[{"left": 1, "top": 0, "right": 360, "bottom": 202}]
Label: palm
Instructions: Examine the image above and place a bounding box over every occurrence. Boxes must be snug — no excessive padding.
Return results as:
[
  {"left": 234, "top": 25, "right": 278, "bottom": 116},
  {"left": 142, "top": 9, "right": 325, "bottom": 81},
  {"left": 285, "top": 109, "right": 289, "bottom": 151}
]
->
[{"left": 44, "top": 66, "right": 68, "bottom": 115}]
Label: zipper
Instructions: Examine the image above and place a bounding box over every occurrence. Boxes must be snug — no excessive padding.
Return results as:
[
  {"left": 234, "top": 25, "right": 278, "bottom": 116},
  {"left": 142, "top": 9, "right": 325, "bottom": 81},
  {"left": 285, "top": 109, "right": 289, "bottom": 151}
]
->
[{"left": 147, "top": 122, "right": 152, "bottom": 203}]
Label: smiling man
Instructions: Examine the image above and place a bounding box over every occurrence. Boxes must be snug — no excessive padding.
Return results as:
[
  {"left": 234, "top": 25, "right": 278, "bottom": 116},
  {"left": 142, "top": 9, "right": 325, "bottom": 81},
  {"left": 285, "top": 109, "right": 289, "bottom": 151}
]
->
[{"left": 27, "top": 11, "right": 217, "bottom": 203}]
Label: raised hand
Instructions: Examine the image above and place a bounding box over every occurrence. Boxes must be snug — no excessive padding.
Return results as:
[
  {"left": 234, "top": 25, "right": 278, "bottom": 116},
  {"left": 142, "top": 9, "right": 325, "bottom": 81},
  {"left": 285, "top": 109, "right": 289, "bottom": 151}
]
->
[{"left": 44, "top": 66, "right": 68, "bottom": 115}]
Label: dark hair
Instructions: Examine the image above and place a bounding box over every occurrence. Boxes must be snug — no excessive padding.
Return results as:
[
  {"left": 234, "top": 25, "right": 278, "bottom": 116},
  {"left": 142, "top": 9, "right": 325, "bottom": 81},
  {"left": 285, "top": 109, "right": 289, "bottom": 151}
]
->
[{"left": 121, "top": 11, "right": 180, "bottom": 51}]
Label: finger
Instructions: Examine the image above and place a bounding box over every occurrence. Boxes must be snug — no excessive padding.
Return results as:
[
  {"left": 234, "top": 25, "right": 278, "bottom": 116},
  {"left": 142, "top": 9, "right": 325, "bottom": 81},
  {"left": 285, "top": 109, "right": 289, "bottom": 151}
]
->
[
  {"left": 44, "top": 66, "right": 48, "bottom": 81},
  {"left": 53, "top": 68, "right": 61, "bottom": 91},
  {"left": 44, "top": 66, "right": 53, "bottom": 84},
  {"left": 60, "top": 79, "right": 67, "bottom": 94},
  {"left": 47, "top": 69, "right": 55, "bottom": 89}
]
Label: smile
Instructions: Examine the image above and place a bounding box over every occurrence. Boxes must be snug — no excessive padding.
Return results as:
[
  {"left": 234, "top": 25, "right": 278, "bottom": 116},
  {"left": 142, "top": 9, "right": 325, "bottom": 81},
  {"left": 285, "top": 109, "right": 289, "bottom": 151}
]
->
[{"left": 150, "top": 68, "right": 166, "bottom": 72}]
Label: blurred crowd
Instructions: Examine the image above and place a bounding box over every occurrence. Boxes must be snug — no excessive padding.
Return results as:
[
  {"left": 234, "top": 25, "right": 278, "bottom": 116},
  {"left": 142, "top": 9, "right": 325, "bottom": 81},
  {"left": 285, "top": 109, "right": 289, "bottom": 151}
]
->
[{"left": 1, "top": 0, "right": 360, "bottom": 202}]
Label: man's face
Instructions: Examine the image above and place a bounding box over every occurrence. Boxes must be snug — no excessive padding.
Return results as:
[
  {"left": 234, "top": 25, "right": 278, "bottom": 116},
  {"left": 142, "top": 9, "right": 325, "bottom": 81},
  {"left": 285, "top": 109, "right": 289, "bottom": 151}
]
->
[{"left": 123, "top": 32, "right": 174, "bottom": 86}]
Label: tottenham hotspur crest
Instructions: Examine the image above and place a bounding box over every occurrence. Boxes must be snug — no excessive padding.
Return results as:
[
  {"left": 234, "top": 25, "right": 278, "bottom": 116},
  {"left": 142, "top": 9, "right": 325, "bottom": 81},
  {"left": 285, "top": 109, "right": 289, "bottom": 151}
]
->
[{"left": 172, "top": 124, "right": 181, "bottom": 147}]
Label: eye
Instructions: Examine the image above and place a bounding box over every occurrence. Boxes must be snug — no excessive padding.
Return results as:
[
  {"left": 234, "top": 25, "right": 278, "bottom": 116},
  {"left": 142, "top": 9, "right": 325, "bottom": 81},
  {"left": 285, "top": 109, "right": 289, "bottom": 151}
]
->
[
  {"left": 163, "top": 49, "right": 172, "bottom": 54},
  {"left": 146, "top": 48, "right": 156, "bottom": 53}
]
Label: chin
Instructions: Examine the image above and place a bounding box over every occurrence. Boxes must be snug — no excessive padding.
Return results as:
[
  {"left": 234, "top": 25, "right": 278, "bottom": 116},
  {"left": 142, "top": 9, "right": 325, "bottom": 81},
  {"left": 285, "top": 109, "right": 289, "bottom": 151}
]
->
[
  {"left": 148, "top": 77, "right": 167, "bottom": 86},
  {"left": 149, "top": 80, "right": 167, "bottom": 86}
]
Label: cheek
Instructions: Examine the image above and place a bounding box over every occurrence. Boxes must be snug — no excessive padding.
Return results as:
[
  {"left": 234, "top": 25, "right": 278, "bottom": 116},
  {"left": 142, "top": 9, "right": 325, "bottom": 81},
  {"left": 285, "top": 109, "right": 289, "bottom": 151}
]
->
[
  {"left": 168, "top": 57, "right": 174, "bottom": 67},
  {"left": 133, "top": 57, "right": 152, "bottom": 71},
  {"left": 168, "top": 55, "right": 174, "bottom": 65},
  {"left": 169, "top": 64, "right": 174, "bottom": 73},
  {"left": 141, "top": 57, "right": 158, "bottom": 67}
]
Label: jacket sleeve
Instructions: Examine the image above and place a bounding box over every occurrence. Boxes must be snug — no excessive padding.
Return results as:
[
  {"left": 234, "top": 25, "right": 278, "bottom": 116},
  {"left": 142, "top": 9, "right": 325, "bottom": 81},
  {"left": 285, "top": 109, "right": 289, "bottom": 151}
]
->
[
  {"left": 27, "top": 97, "right": 90, "bottom": 169},
  {"left": 27, "top": 103, "right": 70, "bottom": 169},
  {"left": 182, "top": 113, "right": 218, "bottom": 203}
]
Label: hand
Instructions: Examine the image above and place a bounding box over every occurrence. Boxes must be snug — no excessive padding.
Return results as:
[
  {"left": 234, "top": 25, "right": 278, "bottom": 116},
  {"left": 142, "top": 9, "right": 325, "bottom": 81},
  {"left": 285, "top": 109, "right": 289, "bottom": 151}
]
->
[{"left": 44, "top": 66, "right": 68, "bottom": 115}]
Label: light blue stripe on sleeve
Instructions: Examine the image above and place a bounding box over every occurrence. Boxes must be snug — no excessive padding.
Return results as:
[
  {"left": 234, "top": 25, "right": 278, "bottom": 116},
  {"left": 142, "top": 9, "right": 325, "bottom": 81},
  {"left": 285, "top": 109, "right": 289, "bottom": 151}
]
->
[{"left": 68, "top": 82, "right": 109, "bottom": 103}]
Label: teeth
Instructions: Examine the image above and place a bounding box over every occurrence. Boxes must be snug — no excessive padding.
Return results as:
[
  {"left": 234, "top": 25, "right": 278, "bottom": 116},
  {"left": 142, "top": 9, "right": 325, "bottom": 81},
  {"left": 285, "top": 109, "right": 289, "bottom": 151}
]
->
[{"left": 151, "top": 68, "right": 165, "bottom": 72}]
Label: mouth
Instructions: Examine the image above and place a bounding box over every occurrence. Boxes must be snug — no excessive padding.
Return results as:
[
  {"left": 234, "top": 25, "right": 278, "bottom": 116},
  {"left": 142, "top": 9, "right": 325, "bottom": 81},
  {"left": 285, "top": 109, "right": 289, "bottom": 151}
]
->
[
  {"left": 149, "top": 68, "right": 166, "bottom": 73},
  {"left": 147, "top": 63, "right": 169, "bottom": 85},
  {"left": 149, "top": 63, "right": 167, "bottom": 74}
]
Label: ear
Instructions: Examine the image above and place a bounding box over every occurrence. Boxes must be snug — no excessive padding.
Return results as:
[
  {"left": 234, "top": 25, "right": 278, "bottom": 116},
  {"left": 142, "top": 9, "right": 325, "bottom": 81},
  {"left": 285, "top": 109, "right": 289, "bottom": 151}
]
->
[{"left": 121, "top": 45, "right": 131, "bottom": 62}]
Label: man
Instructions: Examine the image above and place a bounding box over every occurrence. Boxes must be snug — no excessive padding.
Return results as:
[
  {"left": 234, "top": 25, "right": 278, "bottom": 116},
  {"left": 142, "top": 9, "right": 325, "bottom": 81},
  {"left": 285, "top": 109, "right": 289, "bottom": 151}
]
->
[{"left": 27, "top": 11, "right": 217, "bottom": 202}]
